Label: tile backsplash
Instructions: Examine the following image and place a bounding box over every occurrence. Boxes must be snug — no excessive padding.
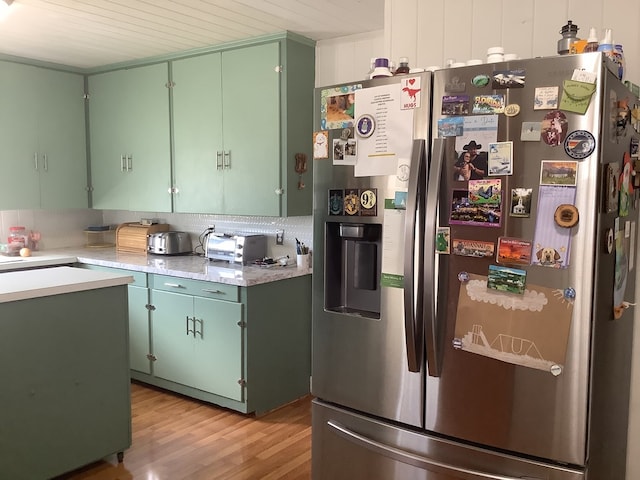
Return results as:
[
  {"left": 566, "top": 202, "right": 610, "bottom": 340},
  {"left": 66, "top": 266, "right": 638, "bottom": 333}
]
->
[{"left": 0, "top": 209, "right": 313, "bottom": 260}]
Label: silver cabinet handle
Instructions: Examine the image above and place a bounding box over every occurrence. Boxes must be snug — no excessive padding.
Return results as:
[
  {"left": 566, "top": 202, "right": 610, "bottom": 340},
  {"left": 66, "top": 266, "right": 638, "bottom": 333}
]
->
[
  {"left": 201, "top": 288, "right": 225, "bottom": 295},
  {"left": 163, "top": 282, "right": 184, "bottom": 288},
  {"left": 34, "top": 152, "right": 39, "bottom": 170},
  {"left": 127, "top": 154, "right": 133, "bottom": 171},
  {"left": 194, "top": 318, "right": 203, "bottom": 338},
  {"left": 216, "top": 151, "right": 223, "bottom": 170},
  {"left": 43, "top": 154, "right": 48, "bottom": 172},
  {"left": 186, "top": 315, "right": 195, "bottom": 336},
  {"left": 223, "top": 150, "right": 231, "bottom": 169},
  {"left": 120, "top": 154, "right": 126, "bottom": 172},
  {"left": 327, "top": 420, "right": 537, "bottom": 480}
]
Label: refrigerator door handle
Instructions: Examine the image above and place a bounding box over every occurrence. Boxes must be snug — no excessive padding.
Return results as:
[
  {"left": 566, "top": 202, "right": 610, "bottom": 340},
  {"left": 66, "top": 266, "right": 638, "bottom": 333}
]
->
[
  {"left": 424, "top": 137, "right": 446, "bottom": 377},
  {"left": 327, "top": 420, "right": 538, "bottom": 479},
  {"left": 403, "top": 138, "right": 426, "bottom": 372}
]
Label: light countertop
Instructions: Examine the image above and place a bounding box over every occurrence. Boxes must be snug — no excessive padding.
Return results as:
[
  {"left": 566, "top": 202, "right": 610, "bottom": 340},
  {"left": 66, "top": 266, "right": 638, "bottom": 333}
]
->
[
  {"left": 52, "top": 247, "right": 311, "bottom": 287},
  {"left": 0, "top": 266, "right": 133, "bottom": 303},
  {"left": 0, "top": 252, "right": 77, "bottom": 271}
]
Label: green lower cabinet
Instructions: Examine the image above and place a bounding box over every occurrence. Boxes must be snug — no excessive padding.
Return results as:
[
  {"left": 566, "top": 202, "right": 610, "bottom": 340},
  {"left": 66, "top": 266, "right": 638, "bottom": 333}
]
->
[
  {"left": 76, "top": 264, "right": 150, "bottom": 374},
  {"left": 150, "top": 289, "right": 243, "bottom": 401}
]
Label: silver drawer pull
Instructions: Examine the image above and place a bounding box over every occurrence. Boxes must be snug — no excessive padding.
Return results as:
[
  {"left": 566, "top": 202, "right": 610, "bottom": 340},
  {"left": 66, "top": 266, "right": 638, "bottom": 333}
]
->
[
  {"left": 164, "top": 282, "right": 184, "bottom": 288},
  {"left": 202, "top": 288, "right": 225, "bottom": 295}
]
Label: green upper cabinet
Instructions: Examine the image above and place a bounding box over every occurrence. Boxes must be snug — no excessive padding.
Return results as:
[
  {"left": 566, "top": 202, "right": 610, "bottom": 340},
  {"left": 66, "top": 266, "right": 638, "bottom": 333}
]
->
[
  {"left": 172, "top": 36, "right": 315, "bottom": 216},
  {"left": 0, "top": 62, "right": 87, "bottom": 209},
  {"left": 88, "top": 63, "right": 172, "bottom": 212}
]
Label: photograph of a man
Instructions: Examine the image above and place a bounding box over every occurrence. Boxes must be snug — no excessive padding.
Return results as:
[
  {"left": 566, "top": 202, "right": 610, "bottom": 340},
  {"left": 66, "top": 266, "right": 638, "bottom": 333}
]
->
[{"left": 454, "top": 140, "right": 488, "bottom": 181}]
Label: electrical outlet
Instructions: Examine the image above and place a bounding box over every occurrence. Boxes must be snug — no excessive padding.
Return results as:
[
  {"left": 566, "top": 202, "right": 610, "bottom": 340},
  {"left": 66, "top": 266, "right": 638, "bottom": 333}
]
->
[{"left": 276, "top": 229, "right": 284, "bottom": 245}]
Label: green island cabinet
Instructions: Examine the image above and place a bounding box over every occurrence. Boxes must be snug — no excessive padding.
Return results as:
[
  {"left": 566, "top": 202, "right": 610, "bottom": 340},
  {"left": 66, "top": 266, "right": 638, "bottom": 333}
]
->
[
  {"left": 0, "top": 61, "right": 88, "bottom": 209},
  {"left": 79, "top": 264, "right": 312, "bottom": 414},
  {"left": 0, "top": 278, "right": 131, "bottom": 479},
  {"left": 88, "top": 62, "right": 172, "bottom": 212},
  {"left": 170, "top": 35, "right": 315, "bottom": 216}
]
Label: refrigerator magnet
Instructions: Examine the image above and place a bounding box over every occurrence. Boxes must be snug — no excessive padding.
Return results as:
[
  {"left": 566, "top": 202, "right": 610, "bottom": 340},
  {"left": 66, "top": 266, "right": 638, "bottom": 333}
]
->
[
  {"left": 533, "top": 86, "right": 559, "bottom": 110},
  {"left": 488, "top": 141, "right": 513, "bottom": 175},
  {"left": 472, "top": 74, "right": 491, "bottom": 88},
  {"left": 540, "top": 161, "right": 578, "bottom": 187},
  {"left": 472, "top": 94, "right": 505, "bottom": 114},
  {"left": 510, "top": 188, "right": 533, "bottom": 217},
  {"left": 496, "top": 237, "right": 533, "bottom": 265},
  {"left": 492, "top": 69, "right": 525, "bottom": 89},
  {"left": 452, "top": 239, "right": 494, "bottom": 258},
  {"left": 541, "top": 111, "right": 568, "bottom": 147},
  {"left": 504, "top": 104, "right": 520, "bottom": 117},
  {"left": 486, "top": 264, "right": 527, "bottom": 295},
  {"left": 359, "top": 189, "right": 377, "bottom": 217},
  {"left": 438, "top": 117, "right": 464, "bottom": 137},
  {"left": 554, "top": 204, "right": 579, "bottom": 228},
  {"left": 564, "top": 130, "right": 596, "bottom": 159},
  {"left": 442, "top": 95, "right": 470, "bottom": 115},
  {"left": 521, "top": 122, "right": 542, "bottom": 141},
  {"left": 355, "top": 114, "right": 375, "bottom": 138},
  {"left": 343, "top": 189, "right": 360, "bottom": 215},
  {"left": 328, "top": 189, "right": 344, "bottom": 216},
  {"left": 313, "top": 131, "right": 329, "bottom": 159},
  {"left": 436, "top": 227, "right": 451, "bottom": 254}
]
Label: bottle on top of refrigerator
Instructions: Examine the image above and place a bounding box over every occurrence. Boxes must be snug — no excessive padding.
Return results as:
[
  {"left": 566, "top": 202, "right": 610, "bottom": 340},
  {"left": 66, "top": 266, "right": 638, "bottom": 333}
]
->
[
  {"left": 371, "top": 58, "right": 392, "bottom": 78},
  {"left": 394, "top": 57, "right": 410, "bottom": 75},
  {"left": 583, "top": 27, "right": 599, "bottom": 52}
]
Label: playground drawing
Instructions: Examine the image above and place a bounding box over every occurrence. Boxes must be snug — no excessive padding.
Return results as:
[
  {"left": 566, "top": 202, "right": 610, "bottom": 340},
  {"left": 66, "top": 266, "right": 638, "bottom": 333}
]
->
[{"left": 454, "top": 274, "right": 574, "bottom": 371}]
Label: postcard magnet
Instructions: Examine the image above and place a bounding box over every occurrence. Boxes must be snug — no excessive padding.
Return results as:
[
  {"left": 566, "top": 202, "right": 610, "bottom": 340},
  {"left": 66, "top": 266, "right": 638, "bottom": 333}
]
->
[
  {"left": 359, "top": 189, "right": 377, "bottom": 216},
  {"left": 442, "top": 95, "right": 470, "bottom": 115},
  {"left": 496, "top": 237, "right": 533, "bottom": 265},
  {"left": 488, "top": 142, "right": 513, "bottom": 175},
  {"left": 510, "top": 188, "right": 533, "bottom": 217},
  {"left": 534, "top": 86, "right": 559, "bottom": 110},
  {"left": 554, "top": 204, "right": 579, "bottom": 228},
  {"left": 487, "top": 265, "right": 527, "bottom": 295},
  {"left": 564, "top": 130, "right": 596, "bottom": 159},
  {"left": 472, "top": 94, "right": 505, "bottom": 114},
  {"left": 492, "top": 70, "right": 525, "bottom": 89},
  {"left": 436, "top": 227, "right": 451, "bottom": 254},
  {"left": 452, "top": 239, "right": 494, "bottom": 258}
]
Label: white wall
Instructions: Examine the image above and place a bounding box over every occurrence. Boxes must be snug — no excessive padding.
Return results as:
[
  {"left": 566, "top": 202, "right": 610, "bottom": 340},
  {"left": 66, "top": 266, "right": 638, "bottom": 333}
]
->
[{"left": 316, "top": 1, "right": 640, "bottom": 477}]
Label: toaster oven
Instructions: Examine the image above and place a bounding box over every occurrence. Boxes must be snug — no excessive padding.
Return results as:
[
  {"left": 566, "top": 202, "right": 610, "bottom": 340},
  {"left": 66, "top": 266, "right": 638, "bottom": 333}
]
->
[{"left": 205, "top": 233, "right": 267, "bottom": 265}]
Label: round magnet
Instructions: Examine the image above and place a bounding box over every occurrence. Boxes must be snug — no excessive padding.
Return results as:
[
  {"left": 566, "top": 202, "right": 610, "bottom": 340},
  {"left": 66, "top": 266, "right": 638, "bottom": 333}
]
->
[
  {"left": 457, "top": 271, "right": 470, "bottom": 283},
  {"left": 550, "top": 364, "right": 563, "bottom": 376},
  {"left": 564, "top": 130, "right": 596, "bottom": 159},
  {"left": 452, "top": 338, "right": 463, "bottom": 349},
  {"left": 360, "top": 189, "right": 376, "bottom": 209},
  {"left": 356, "top": 114, "right": 375, "bottom": 138},
  {"left": 605, "top": 228, "right": 614, "bottom": 253},
  {"left": 472, "top": 74, "right": 490, "bottom": 87},
  {"left": 504, "top": 104, "right": 520, "bottom": 117},
  {"left": 554, "top": 204, "right": 579, "bottom": 228},
  {"left": 563, "top": 287, "right": 576, "bottom": 301}
]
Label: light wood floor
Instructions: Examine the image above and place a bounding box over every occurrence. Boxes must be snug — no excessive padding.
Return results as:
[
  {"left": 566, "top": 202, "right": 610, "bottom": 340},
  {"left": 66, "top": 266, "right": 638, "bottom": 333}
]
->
[{"left": 56, "top": 382, "right": 312, "bottom": 480}]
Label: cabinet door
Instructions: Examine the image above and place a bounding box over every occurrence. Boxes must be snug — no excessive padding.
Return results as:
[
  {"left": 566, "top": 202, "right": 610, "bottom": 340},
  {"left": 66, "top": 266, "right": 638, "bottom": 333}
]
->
[
  {"left": 151, "top": 289, "right": 198, "bottom": 388},
  {"left": 221, "top": 43, "right": 281, "bottom": 215},
  {"left": 172, "top": 53, "right": 224, "bottom": 213},
  {"left": 0, "top": 62, "right": 40, "bottom": 209},
  {"left": 89, "top": 63, "right": 171, "bottom": 211},
  {"left": 129, "top": 284, "right": 151, "bottom": 374},
  {"left": 37, "top": 68, "right": 88, "bottom": 209},
  {"left": 193, "top": 296, "right": 243, "bottom": 401}
]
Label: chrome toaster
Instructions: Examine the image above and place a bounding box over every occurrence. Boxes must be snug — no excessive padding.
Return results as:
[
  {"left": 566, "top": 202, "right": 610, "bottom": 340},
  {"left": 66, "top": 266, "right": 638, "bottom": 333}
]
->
[
  {"left": 205, "top": 233, "right": 267, "bottom": 265},
  {"left": 147, "top": 231, "right": 192, "bottom": 255}
]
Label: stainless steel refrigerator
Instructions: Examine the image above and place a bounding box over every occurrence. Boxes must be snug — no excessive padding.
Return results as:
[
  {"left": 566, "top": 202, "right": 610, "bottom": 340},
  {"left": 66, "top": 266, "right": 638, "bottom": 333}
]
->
[{"left": 311, "top": 52, "right": 640, "bottom": 479}]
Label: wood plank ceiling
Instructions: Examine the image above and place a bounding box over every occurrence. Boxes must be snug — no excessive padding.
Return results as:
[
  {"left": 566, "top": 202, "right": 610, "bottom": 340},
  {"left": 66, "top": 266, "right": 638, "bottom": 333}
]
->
[{"left": 0, "top": 0, "right": 384, "bottom": 69}]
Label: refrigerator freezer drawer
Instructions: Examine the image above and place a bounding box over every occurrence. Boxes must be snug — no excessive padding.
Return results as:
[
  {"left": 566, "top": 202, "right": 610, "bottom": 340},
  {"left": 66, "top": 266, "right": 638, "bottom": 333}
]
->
[{"left": 312, "top": 399, "right": 584, "bottom": 480}]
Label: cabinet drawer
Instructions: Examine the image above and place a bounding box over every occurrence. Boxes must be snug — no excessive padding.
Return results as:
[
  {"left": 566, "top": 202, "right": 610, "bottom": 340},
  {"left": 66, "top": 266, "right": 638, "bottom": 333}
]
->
[
  {"left": 79, "top": 263, "right": 147, "bottom": 287},
  {"left": 150, "top": 274, "right": 239, "bottom": 302}
]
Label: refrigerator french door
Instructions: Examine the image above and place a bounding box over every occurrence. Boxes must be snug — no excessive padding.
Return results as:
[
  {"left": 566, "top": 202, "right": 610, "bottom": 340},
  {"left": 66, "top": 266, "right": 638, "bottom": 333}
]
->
[{"left": 312, "top": 52, "right": 639, "bottom": 480}]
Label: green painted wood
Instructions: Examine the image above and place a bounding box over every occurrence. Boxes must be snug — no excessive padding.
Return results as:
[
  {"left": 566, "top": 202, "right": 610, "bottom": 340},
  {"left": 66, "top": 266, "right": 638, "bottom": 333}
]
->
[
  {"left": 193, "top": 295, "right": 243, "bottom": 401},
  {"left": 36, "top": 68, "right": 88, "bottom": 208},
  {"left": 172, "top": 52, "right": 224, "bottom": 213},
  {"left": 150, "top": 273, "right": 239, "bottom": 301},
  {"left": 76, "top": 264, "right": 150, "bottom": 374},
  {"left": 221, "top": 42, "right": 281, "bottom": 215},
  {"left": 150, "top": 288, "right": 243, "bottom": 401},
  {"left": 0, "top": 62, "right": 87, "bottom": 209},
  {"left": 0, "top": 286, "right": 131, "bottom": 480},
  {"left": 88, "top": 63, "right": 171, "bottom": 211},
  {"left": 150, "top": 289, "right": 198, "bottom": 387}
]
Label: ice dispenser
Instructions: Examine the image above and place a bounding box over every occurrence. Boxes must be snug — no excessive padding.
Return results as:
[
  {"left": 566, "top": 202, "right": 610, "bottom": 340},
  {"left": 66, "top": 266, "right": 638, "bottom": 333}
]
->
[{"left": 324, "top": 222, "right": 381, "bottom": 319}]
